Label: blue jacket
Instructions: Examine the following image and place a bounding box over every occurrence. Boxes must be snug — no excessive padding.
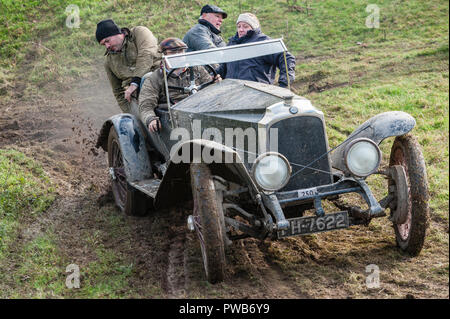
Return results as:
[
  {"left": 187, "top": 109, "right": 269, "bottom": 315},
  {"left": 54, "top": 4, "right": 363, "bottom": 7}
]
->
[
  {"left": 219, "top": 29, "right": 295, "bottom": 88},
  {"left": 183, "top": 19, "right": 226, "bottom": 52}
]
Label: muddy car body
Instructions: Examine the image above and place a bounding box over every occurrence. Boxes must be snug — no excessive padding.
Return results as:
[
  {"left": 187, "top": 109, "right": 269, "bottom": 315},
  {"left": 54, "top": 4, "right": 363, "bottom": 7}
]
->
[{"left": 96, "top": 40, "right": 429, "bottom": 283}]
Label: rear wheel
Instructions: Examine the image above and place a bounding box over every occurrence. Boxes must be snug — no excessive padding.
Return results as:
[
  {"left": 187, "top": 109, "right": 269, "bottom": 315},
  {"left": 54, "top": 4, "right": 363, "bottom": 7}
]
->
[
  {"left": 389, "top": 134, "right": 429, "bottom": 256},
  {"left": 107, "top": 127, "right": 150, "bottom": 216},
  {"left": 190, "top": 163, "right": 226, "bottom": 283}
]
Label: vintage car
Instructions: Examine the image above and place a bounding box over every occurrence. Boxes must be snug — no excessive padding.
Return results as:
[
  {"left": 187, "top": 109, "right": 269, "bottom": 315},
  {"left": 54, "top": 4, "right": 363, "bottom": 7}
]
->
[{"left": 96, "top": 39, "right": 429, "bottom": 284}]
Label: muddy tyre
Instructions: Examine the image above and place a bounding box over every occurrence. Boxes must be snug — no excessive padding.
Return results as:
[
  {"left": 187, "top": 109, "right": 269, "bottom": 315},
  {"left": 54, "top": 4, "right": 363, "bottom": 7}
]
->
[
  {"left": 190, "top": 163, "right": 226, "bottom": 284},
  {"left": 107, "top": 127, "right": 149, "bottom": 216},
  {"left": 389, "top": 134, "right": 429, "bottom": 256}
]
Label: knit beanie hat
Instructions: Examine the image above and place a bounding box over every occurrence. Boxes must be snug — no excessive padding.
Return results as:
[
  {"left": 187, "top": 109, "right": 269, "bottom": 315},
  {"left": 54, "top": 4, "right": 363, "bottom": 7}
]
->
[
  {"left": 96, "top": 19, "right": 122, "bottom": 43},
  {"left": 236, "top": 13, "right": 260, "bottom": 30}
]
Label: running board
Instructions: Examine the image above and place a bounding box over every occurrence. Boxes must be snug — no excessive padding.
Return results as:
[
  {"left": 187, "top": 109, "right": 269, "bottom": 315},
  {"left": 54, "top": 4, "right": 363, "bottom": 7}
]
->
[{"left": 129, "top": 179, "right": 161, "bottom": 198}]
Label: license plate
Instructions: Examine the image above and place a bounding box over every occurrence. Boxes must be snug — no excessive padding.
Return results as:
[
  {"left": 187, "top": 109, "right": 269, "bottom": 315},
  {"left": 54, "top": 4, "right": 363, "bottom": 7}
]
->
[{"left": 278, "top": 211, "right": 349, "bottom": 238}]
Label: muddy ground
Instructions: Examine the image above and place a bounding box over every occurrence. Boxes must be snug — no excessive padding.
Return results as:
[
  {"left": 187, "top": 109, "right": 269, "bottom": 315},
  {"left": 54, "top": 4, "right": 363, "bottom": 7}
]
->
[{"left": 0, "top": 62, "right": 448, "bottom": 299}]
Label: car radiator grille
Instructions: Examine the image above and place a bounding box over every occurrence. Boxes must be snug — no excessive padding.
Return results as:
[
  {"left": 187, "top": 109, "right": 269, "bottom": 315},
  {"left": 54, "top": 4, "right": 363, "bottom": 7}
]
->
[{"left": 269, "top": 116, "right": 333, "bottom": 192}]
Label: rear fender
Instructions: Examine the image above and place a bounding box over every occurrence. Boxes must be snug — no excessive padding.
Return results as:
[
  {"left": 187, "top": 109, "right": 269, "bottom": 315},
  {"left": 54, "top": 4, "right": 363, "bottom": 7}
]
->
[
  {"left": 96, "top": 114, "right": 152, "bottom": 181},
  {"left": 154, "top": 139, "right": 260, "bottom": 209},
  {"left": 331, "top": 111, "right": 415, "bottom": 171}
]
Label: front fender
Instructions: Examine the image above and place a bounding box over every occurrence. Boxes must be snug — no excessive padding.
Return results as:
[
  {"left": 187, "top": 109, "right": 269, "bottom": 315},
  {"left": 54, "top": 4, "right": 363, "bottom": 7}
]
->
[
  {"left": 96, "top": 114, "right": 152, "bottom": 182},
  {"left": 331, "top": 111, "right": 415, "bottom": 171},
  {"left": 154, "top": 139, "right": 260, "bottom": 209}
]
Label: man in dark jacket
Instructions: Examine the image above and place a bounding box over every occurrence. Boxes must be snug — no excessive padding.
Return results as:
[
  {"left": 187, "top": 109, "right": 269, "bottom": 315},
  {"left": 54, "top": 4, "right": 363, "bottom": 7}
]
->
[
  {"left": 219, "top": 13, "right": 296, "bottom": 88},
  {"left": 183, "top": 4, "right": 228, "bottom": 52}
]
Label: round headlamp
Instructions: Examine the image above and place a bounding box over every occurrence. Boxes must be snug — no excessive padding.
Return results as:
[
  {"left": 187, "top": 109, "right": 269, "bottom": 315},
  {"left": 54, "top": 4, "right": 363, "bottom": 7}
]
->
[
  {"left": 252, "top": 152, "right": 291, "bottom": 191},
  {"left": 344, "top": 138, "right": 381, "bottom": 177}
]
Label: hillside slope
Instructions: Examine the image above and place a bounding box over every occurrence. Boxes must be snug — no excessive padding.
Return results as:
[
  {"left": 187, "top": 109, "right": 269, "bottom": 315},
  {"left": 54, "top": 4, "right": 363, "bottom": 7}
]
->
[{"left": 0, "top": 0, "right": 448, "bottom": 299}]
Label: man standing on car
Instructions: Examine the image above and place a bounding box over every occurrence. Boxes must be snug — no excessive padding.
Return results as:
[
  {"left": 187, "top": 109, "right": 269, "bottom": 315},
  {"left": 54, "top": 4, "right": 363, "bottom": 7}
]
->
[
  {"left": 96, "top": 19, "right": 160, "bottom": 114},
  {"left": 183, "top": 4, "right": 228, "bottom": 52}
]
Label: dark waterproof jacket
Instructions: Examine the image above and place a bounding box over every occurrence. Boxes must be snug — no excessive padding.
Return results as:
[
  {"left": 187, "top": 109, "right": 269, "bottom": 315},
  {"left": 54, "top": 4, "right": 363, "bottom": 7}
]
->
[
  {"left": 218, "top": 29, "right": 295, "bottom": 88},
  {"left": 183, "top": 19, "right": 226, "bottom": 52}
]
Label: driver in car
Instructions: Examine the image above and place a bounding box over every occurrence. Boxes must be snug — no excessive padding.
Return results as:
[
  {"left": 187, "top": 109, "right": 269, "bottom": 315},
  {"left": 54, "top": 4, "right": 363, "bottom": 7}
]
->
[{"left": 138, "top": 37, "right": 221, "bottom": 133}]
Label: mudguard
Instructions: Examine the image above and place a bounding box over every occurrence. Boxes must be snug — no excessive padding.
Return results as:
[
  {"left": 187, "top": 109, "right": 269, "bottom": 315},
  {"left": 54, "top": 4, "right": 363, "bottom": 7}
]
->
[
  {"left": 96, "top": 114, "right": 152, "bottom": 182},
  {"left": 331, "top": 111, "right": 416, "bottom": 172},
  {"left": 154, "top": 139, "right": 260, "bottom": 209}
]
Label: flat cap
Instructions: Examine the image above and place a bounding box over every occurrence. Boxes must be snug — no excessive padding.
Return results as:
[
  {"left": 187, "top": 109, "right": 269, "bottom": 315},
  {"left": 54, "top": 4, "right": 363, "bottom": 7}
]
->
[
  {"left": 159, "top": 37, "right": 188, "bottom": 53},
  {"left": 200, "top": 4, "right": 227, "bottom": 19}
]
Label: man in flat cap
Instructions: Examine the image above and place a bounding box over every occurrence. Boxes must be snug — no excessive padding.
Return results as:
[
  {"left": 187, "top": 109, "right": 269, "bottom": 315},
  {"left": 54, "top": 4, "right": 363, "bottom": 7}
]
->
[
  {"left": 96, "top": 19, "right": 160, "bottom": 114},
  {"left": 183, "top": 4, "right": 228, "bottom": 52}
]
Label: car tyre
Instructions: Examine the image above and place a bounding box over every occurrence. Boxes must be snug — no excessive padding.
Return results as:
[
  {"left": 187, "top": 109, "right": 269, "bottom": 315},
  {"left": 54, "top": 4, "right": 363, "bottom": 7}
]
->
[
  {"left": 190, "top": 163, "right": 226, "bottom": 284},
  {"left": 107, "top": 127, "right": 149, "bottom": 216},
  {"left": 389, "top": 134, "right": 429, "bottom": 256}
]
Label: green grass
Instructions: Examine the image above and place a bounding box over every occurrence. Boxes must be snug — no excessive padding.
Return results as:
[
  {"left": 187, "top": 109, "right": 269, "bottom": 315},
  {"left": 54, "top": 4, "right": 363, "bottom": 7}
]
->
[
  {"left": 14, "top": 231, "right": 67, "bottom": 298},
  {"left": 0, "top": 0, "right": 447, "bottom": 94},
  {"left": 0, "top": 149, "right": 57, "bottom": 297},
  {"left": 0, "top": 0, "right": 447, "bottom": 298},
  {"left": 0, "top": 149, "right": 158, "bottom": 298},
  {"left": 0, "top": 149, "right": 55, "bottom": 234}
]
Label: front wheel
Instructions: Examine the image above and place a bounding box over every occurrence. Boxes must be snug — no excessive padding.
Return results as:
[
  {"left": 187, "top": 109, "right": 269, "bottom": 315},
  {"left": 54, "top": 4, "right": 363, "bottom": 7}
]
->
[
  {"left": 388, "top": 134, "right": 429, "bottom": 256},
  {"left": 190, "top": 163, "right": 226, "bottom": 283}
]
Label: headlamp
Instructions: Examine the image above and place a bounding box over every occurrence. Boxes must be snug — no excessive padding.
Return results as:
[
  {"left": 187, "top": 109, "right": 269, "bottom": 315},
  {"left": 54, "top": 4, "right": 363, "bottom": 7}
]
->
[
  {"left": 252, "top": 152, "right": 291, "bottom": 191},
  {"left": 344, "top": 138, "right": 381, "bottom": 177}
]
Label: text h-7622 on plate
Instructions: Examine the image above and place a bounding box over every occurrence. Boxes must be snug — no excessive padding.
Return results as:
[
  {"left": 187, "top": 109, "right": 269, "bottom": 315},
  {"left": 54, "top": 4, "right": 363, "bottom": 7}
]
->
[{"left": 278, "top": 211, "right": 349, "bottom": 238}]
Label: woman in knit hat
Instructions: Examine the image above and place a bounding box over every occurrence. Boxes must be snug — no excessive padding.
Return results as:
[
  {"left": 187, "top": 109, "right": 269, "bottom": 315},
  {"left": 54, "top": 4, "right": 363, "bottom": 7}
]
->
[{"left": 218, "top": 13, "right": 296, "bottom": 88}]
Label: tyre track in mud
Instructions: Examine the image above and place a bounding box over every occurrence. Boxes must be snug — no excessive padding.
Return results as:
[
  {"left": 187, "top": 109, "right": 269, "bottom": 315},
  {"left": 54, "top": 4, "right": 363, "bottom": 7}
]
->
[
  {"left": 164, "top": 206, "right": 188, "bottom": 298},
  {"left": 148, "top": 205, "right": 310, "bottom": 298},
  {"left": 242, "top": 240, "right": 309, "bottom": 298},
  {"left": 136, "top": 204, "right": 192, "bottom": 298},
  {"left": 166, "top": 233, "right": 187, "bottom": 297},
  {"left": 223, "top": 238, "right": 309, "bottom": 298}
]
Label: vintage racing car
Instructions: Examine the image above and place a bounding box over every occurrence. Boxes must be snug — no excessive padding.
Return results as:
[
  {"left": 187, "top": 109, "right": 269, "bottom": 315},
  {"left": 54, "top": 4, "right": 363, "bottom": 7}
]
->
[{"left": 96, "top": 40, "right": 429, "bottom": 283}]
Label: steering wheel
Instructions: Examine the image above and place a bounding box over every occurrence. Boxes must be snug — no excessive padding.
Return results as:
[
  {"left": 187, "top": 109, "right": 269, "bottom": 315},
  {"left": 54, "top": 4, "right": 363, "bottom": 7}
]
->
[{"left": 167, "top": 65, "right": 217, "bottom": 95}]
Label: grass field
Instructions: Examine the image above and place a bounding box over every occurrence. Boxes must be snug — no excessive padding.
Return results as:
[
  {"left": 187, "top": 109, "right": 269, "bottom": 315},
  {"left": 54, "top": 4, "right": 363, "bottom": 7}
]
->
[
  {"left": 0, "top": 149, "right": 56, "bottom": 297},
  {"left": 0, "top": 0, "right": 448, "bottom": 298}
]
